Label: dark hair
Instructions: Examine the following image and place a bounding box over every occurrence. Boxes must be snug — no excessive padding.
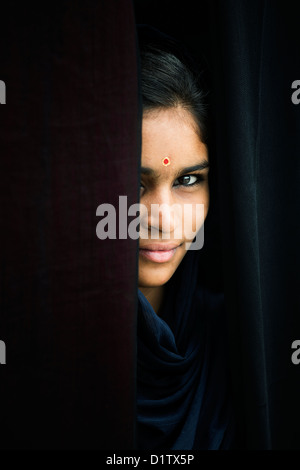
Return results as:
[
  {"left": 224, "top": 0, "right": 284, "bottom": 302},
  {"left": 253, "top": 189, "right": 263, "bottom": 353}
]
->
[
  {"left": 137, "top": 25, "right": 224, "bottom": 291},
  {"left": 137, "top": 24, "right": 209, "bottom": 144}
]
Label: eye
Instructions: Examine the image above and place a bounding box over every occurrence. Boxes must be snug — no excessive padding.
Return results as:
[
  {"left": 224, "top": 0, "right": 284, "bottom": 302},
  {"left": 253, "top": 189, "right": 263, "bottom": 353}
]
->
[{"left": 175, "top": 174, "right": 205, "bottom": 187}]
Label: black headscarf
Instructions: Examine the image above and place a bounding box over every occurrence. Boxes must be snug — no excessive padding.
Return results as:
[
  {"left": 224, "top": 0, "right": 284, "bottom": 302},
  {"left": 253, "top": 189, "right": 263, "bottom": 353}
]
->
[
  {"left": 136, "top": 23, "right": 235, "bottom": 450},
  {"left": 137, "top": 248, "right": 236, "bottom": 450}
]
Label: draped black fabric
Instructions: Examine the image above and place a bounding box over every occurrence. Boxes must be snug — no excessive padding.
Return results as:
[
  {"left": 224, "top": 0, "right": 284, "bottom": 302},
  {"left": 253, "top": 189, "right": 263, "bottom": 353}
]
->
[
  {"left": 135, "top": 0, "right": 300, "bottom": 450},
  {"left": 137, "top": 248, "right": 236, "bottom": 450},
  {"left": 209, "top": 0, "right": 300, "bottom": 449}
]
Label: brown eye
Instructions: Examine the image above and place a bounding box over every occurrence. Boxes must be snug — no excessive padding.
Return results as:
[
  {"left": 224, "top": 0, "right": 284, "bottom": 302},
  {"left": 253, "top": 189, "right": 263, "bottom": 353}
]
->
[{"left": 175, "top": 174, "right": 204, "bottom": 187}]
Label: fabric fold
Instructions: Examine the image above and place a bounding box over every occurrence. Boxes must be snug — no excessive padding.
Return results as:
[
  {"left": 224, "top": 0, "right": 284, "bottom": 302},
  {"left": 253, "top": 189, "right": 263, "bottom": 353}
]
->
[{"left": 137, "top": 249, "right": 235, "bottom": 450}]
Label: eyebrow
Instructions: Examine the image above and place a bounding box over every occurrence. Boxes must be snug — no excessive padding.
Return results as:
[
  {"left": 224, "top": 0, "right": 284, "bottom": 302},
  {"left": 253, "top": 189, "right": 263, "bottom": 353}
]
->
[{"left": 140, "top": 160, "right": 210, "bottom": 179}]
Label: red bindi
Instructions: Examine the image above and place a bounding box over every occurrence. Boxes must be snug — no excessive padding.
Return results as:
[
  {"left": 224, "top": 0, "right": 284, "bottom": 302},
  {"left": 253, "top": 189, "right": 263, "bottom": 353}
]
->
[{"left": 162, "top": 157, "right": 171, "bottom": 166}]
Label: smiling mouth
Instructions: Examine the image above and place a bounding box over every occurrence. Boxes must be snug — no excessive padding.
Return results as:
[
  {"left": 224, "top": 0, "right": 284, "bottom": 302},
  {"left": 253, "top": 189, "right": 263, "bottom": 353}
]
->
[{"left": 139, "top": 243, "right": 182, "bottom": 263}]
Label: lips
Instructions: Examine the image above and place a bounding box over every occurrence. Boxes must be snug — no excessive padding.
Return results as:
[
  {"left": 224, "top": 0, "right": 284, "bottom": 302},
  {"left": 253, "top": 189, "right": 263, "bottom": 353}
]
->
[
  {"left": 139, "top": 242, "right": 182, "bottom": 263},
  {"left": 139, "top": 242, "right": 181, "bottom": 251}
]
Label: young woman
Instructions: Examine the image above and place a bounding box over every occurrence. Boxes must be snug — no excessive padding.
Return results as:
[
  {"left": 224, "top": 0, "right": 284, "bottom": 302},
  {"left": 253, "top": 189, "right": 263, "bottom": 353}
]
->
[{"left": 136, "top": 25, "right": 236, "bottom": 450}]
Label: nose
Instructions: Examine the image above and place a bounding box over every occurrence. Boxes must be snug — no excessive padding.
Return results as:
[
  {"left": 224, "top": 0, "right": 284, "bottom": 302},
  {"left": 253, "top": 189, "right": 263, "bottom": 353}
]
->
[{"left": 140, "top": 188, "right": 181, "bottom": 240}]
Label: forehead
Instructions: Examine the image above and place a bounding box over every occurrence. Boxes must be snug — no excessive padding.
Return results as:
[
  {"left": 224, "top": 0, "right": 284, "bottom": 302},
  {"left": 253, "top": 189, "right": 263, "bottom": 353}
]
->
[{"left": 141, "top": 107, "right": 208, "bottom": 173}]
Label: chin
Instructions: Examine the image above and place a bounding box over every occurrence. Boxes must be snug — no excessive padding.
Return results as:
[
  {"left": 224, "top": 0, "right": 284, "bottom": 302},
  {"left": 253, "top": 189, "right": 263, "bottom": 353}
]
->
[
  {"left": 139, "top": 278, "right": 169, "bottom": 289},
  {"left": 138, "top": 250, "right": 187, "bottom": 289},
  {"left": 138, "top": 269, "right": 175, "bottom": 289}
]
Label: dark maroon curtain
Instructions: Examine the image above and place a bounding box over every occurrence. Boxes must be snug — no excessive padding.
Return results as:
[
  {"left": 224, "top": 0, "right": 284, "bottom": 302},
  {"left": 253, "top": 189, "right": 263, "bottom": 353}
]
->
[{"left": 0, "top": 1, "right": 139, "bottom": 449}]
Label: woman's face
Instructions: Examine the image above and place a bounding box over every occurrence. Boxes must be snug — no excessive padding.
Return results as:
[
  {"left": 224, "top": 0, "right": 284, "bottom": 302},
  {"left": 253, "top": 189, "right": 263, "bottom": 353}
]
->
[{"left": 138, "top": 107, "right": 210, "bottom": 289}]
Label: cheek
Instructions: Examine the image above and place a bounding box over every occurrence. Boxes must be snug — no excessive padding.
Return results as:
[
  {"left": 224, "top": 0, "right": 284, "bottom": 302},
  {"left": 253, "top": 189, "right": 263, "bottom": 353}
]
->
[{"left": 182, "top": 188, "right": 209, "bottom": 237}]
